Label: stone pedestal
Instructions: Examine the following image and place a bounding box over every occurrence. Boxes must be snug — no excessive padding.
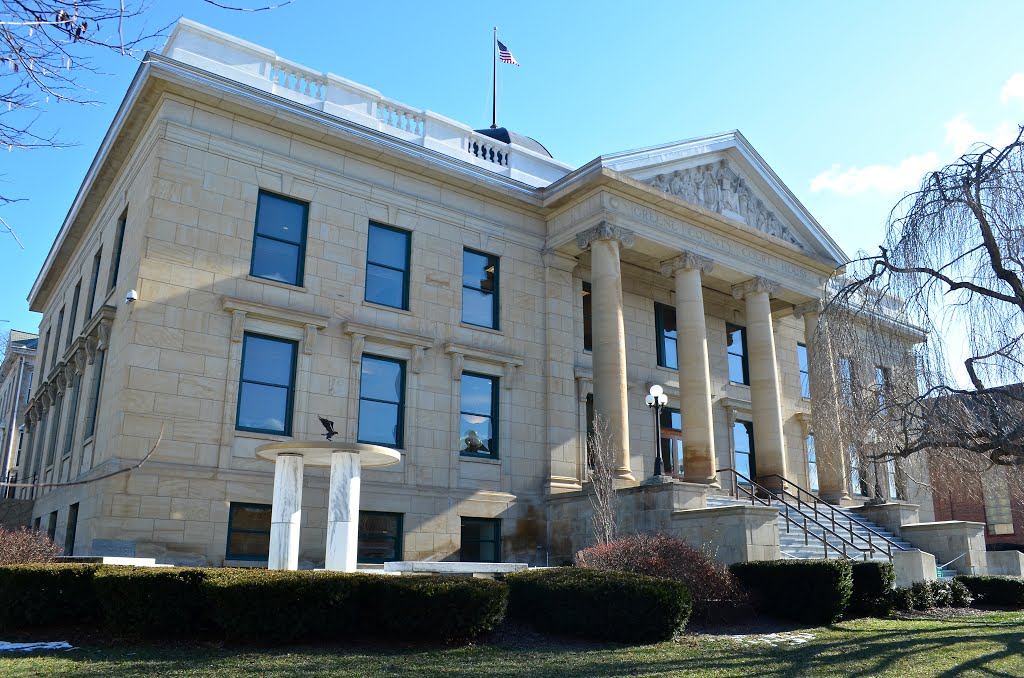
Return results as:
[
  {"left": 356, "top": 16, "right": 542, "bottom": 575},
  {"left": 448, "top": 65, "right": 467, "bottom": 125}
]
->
[
  {"left": 986, "top": 551, "right": 1024, "bottom": 577},
  {"left": 671, "top": 504, "right": 781, "bottom": 564},
  {"left": 893, "top": 549, "right": 937, "bottom": 587},
  {"left": 900, "top": 521, "right": 988, "bottom": 575},
  {"left": 257, "top": 441, "right": 400, "bottom": 572},
  {"left": 325, "top": 451, "right": 361, "bottom": 572},
  {"left": 268, "top": 453, "right": 304, "bottom": 571},
  {"left": 849, "top": 502, "right": 920, "bottom": 538}
]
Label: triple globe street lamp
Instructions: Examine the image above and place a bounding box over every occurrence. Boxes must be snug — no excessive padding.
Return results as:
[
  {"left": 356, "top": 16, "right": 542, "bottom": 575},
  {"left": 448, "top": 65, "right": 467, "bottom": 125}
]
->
[{"left": 645, "top": 384, "right": 669, "bottom": 478}]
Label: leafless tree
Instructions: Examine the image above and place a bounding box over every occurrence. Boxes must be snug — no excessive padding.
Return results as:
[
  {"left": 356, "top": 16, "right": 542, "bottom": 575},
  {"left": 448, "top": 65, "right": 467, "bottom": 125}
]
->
[
  {"left": 1, "top": 0, "right": 290, "bottom": 244},
  {"left": 587, "top": 415, "right": 618, "bottom": 546},
  {"left": 816, "top": 126, "right": 1024, "bottom": 498}
]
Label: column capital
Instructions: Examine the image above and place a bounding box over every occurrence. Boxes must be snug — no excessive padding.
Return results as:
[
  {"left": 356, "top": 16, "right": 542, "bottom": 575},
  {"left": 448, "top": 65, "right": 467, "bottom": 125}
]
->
[
  {"left": 575, "top": 223, "right": 635, "bottom": 251},
  {"left": 541, "top": 249, "right": 578, "bottom": 272},
  {"left": 731, "top": 276, "right": 781, "bottom": 300},
  {"left": 660, "top": 251, "right": 714, "bottom": 277},
  {"left": 793, "top": 299, "right": 824, "bottom": 319}
]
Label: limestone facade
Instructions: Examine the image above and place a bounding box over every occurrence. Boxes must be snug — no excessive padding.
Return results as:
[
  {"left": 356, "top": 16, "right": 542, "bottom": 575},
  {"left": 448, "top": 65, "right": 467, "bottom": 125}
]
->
[
  {"left": 19, "top": 20, "right": 923, "bottom": 565},
  {"left": 0, "top": 330, "right": 37, "bottom": 489}
]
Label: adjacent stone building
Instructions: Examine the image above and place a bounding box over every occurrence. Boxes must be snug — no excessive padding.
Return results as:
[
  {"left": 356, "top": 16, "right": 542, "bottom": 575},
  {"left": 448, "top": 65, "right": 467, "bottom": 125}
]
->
[
  {"left": 19, "top": 20, "right": 926, "bottom": 566},
  {"left": 0, "top": 330, "right": 37, "bottom": 495}
]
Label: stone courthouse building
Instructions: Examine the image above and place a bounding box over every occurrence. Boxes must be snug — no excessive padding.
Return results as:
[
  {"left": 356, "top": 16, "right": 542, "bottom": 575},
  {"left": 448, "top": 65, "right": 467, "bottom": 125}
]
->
[{"left": 18, "top": 20, "right": 929, "bottom": 567}]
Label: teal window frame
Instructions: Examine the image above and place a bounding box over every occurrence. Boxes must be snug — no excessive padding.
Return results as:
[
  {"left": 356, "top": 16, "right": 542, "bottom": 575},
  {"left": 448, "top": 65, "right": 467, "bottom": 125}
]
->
[
  {"left": 85, "top": 248, "right": 102, "bottom": 320},
  {"left": 236, "top": 333, "right": 298, "bottom": 436},
  {"left": 727, "top": 323, "right": 749, "bottom": 385},
  {"left": 357, "top": 355, "right": 406, "bottom": 449},
  {"left": 660, "top": 406, "right": 682, "bottom": 475},
  {"left": 225, "top": 502, "right": 272, "bottom": 561},
  {"left": 798, "top": 343, "right": 810, "bottom": 399},
  {"left": 108, "top": 208, "right": 127, "bottom": 291},
  {"left": 459, "top": 372, "right": 499, "bottom": 459},
  {"left": 357, "top": 511, "right": 404, "bottom": 564},
  {"left": 460, "top": 517, "right": 501, "bottom": 563},
  {"left": 249, "top": 190, "right": 309, "bottom": 287},
  {"left": 582, "top": 281, "right": 592, "bottom": 351},
  {"left": 462, "top": 248, "right": 500, "bottom": 330},
  {"left": 64, "top": 503, "right": 79, "bottom": 556},
  {"left": 733, "top": 419, "right": 756, "bottom": 484},
  {"left": 654, "top": 302, "right": 678, "bottom": 369},
  {"left": 66, "top": 280, "right": 82, "bottom": 349},
  {"left": 365, "top": 223, "right": 412, "bottom": 310},
  {"left": 807, "top": 433, "right": 819, "bottom": 493}
]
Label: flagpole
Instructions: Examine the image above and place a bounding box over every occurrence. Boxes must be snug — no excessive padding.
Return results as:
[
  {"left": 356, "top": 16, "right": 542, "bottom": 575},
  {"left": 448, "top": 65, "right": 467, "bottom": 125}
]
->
[{"left": 491, "top": 26, "right": 497, "bottom": 129}]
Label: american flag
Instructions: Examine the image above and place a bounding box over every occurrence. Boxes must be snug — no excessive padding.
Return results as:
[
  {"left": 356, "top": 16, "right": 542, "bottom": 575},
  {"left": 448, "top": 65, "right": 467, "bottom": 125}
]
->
[{"left": 497, "top": 40, "right": 519, "bottom": 66}]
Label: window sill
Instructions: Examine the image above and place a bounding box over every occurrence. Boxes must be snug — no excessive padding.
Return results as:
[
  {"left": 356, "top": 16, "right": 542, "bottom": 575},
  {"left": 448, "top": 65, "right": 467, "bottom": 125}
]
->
[
  {"left": 460, "top": 322, "right": 503, "bottom": 336},
  {"left": 81, "top": 435, "right": 95, "bottom": 447},
  {"left": 362, "top": 300, "right": 414, "bottom": 316},
  {"left": 235, "top": 430, "right": 293, "bottom": 443},
  {"left": 245, "top": 275, "right": 307, "bottom": 294},
  {"left": 460, "top": 454, "right": 500, "bottom": 465}
]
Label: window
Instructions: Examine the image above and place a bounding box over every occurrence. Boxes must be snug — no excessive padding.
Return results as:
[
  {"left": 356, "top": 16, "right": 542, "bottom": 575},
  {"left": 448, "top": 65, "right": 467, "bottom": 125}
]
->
[
  {"left": 64, "top": 503, "right": 79, "bottom": 556},
  {"left": 733, "top": 420, "right": 755, "bottom": 483},
  {"left": 886, "top": 458, "right": 899, "bottom": 500},
  {"left": 358, "top": 512, "right": 403, "bottom": 563},
  {"left": 40, "top": 329, "right": 50, "bottom": 377},
  {"left": 807, "top": 434, "right": 819, "bottom": 493},
  {"left": 51, "top": 307, "right": 64, "bottom": 369},
  {"left": 236, "top": 334, "right": 298, "bottom": 435},
  {"left": 875, "top": 366, "right": 889, "bottom": 411},
  {"left": 45, "top": 395, "right": 63, "bottom": 469},
  {"left": 84, "top": 350, "right": 105, "bottom": 439},
  {"left": 582, "top": 282, "right": 592, "bottom": 351},
  {"left": 462, "top": 249, "right": 499, "bottom": 329},
  {"left": 848, "top": 443, "right": 866, "bottom": 495},
  {"left": 461, "top": 517, "right": 500, "bottom": 563},
  {"left": 357, "top": 355, "right": 405, "bottom": 448},
  {"left": 60, "top": 373, "right": 82, "bottom": 464},
  {"left": 585, "top": 393, "right": 595, "bottom": 468},
  {"left": 250, "top": 191, "right": 308, "bottom": 286},
  {"left": 660, "top": 407, "right": 683, "bottom": 475},
  {"left": 726, "top": 324, "right": 749, "bottom": 385},
  {"left": 67, "top": 281, "right": 82, "bottom": 348},
  {"left": 46, "top": 511, "right": 57, "bottom": 542},
  {"left": 109, "top": 209, "right": 127, "bottom": 291},
  {"left": 85, "top": 248, "right": 102, "bottom": 320},
  {"left": 33, "top": 516, "right": 40, "bottom": 531},
  {"left": 365, "top": 223, "right": 411, "bottom": 309},
  {"left": 226, "top": 503, "right": 272, "bottom": 560},
  {"left": 798, "top": 343, "right": 810, "bottom": 399},
  {"left": 839, "top": 357, "right": 854, "bottom": 406},
  {"left": 459, "top": 373, "right": 498, "bottom": 458},
  {"left": 654, "top": 303, "right": 678, "bottom": 369}
]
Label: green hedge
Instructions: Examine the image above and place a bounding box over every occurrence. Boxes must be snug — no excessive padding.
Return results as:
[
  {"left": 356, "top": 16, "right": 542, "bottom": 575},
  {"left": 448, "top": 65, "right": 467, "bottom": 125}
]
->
[
  {"left": 848, "top": 561, "right": 895, "bottom": 617},
  {"left": 0, "top": 564, "right": 101, "bottom": 631},
  {"left": 94, "top": 567, "right": 212, "bottom": 637},
  {"left": 730, "top": 560, "right": 853, "bottom": 624},
  {"left": 0, "top": 564, "right": 507, "bottom": 645},
  {"left": 506, "top": 567, "right": 692, "bottom": 643},
  {"left": 956, "top": 575, "right": 1024, "bottom": 608},
  {"left": 202, "top": 570, "right": 363, "bottom": 644}
]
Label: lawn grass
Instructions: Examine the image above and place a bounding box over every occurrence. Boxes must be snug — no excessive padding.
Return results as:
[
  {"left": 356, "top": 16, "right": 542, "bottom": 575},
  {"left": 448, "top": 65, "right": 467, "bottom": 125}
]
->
[{"left": 1, "top": 612, "right": 1021, "bottom": 677}]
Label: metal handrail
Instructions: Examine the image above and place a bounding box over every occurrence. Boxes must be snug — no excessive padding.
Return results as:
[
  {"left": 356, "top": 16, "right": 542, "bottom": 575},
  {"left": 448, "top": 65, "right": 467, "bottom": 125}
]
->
[
  {"left": 716, "top": 467, "right": 873, "bottom": 561},
  {"left": 761, "top": 473, "right": 907, "bottom": 558}
]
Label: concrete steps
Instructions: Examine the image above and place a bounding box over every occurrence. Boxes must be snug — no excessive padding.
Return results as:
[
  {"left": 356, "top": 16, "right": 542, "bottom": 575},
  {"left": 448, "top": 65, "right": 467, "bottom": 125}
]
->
[{"left": 705, "top": 494, "right": 958, "bottom": 579}]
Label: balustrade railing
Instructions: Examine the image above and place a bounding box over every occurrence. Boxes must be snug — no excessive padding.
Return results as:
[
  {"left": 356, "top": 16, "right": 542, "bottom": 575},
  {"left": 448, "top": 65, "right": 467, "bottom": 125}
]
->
[{"left": 268, "top": 60, "right": 326, "bottom": 100}]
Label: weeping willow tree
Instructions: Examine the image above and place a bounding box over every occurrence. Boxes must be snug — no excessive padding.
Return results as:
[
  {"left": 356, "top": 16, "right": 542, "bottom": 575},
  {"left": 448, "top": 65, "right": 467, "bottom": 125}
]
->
[{"left": 815, "top": 127, "right": 1024, "bottom": 501}]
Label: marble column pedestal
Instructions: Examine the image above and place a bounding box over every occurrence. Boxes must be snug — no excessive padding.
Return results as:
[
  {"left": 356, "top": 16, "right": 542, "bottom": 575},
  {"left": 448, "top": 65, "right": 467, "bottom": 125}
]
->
[{"left": 256, "top": 441, "right": 401, "bottom": 572}]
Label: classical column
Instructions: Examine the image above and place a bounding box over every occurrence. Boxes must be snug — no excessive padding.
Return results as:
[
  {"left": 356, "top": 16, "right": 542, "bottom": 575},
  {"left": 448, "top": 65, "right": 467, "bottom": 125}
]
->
[
  {"left": 661, "top": 252, "right": 718, "bottom": 486},
  {"left": 325, "top": 450, "right": 361, "bottom": 572},
  {"left": 577, "top": 223, "right": 635, "bottom": 482},
  {"left": 732, "top": 277, "right": 787, "bottom": 490},
  {"left": 268, "top": 453, "right": 304, "bottom": 570},
  {"left": 795, "top": 300, "right": 850, "bottom": 503}
]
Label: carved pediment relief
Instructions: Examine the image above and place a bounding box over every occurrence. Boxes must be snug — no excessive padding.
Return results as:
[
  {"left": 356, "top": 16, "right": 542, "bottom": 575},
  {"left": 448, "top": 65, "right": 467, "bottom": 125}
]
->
[{"left": 643, "top": 160, "right": 807, "bottom": 251}]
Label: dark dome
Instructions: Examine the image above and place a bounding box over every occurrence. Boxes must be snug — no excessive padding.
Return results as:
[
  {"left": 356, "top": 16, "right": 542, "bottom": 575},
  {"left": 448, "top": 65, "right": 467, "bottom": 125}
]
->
[{"left": 474, "top": 127, "right": 553, "bottom": 158}]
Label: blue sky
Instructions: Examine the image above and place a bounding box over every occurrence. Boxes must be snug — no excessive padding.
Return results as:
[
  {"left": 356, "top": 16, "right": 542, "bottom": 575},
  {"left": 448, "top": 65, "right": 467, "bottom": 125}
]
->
[{"left": 2, "top": 0, "right": 1023, "bottom": 341}]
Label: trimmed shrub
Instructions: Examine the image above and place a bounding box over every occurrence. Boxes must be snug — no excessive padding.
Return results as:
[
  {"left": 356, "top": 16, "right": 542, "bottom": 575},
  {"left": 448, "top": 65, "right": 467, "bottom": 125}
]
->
[
  {"left": 949, "top": 579, "right": 973, "bottom": 608},
  {"left": 93, "top": 567, "right": 210, "bottom": 637},
  {"left": 730, "top": 560, "right": 853, "bottom": 624},
  {"left": 891, "top": 587, "right": 915, "bottom": 612},
  {"left": 574, "top": 533, "right": 747, "bottom": 622},
  {"left": 0, "top": 527, "right": 62, "bottom": 565},
  {"left": 910, "top": 580, "right": 935, "bottom": 610},
  {"left": 930, "top": 580, "right": 953, "bottom": 607},
  {"left": 956, "top": 575, "right": 1024, "bottom": 608},
  {"left": 358, "top": 574, "right": 508, "bottom": 643},
  {"left": 506, "top": 567, "right": 692, "bottom": 643},
  {"left": 0, "top": 564, "right": 100, "bottom": 631},
  {"left": 848, "top": 561, "right": 895, "bottom": 617},
  {"left": 202, "top": 569, "right": 361, "bottom": 644}
]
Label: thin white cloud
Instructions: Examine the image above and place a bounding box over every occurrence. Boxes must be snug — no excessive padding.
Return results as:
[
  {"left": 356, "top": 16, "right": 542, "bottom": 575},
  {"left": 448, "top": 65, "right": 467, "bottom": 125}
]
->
[
  {"left": 1000, "top": 72, "right": 1024, "bottom": 105},
  {"left": 810, "top": 153, "right": 939, "bottom": 194},
  {"left": 812, "top": 73, "right": 1024, "bottom": 196}
]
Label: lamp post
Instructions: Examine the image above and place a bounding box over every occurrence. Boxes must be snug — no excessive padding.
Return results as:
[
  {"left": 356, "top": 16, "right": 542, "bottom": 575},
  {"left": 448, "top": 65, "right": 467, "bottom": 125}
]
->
[{"left": 645, "top": 384, "right": 668, "bottom": 478}]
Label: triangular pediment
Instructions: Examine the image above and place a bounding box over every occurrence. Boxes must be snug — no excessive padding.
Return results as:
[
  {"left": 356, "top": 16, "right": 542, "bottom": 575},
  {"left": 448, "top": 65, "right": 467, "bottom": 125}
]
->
[{"left": 599, "top": 131, "right": 847, "bottom": 266}]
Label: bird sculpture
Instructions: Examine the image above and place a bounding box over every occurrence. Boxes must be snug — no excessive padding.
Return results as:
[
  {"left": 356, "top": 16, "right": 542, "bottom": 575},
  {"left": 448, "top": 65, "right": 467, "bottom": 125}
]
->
[{"left": 318, "top": 415, "right": 339, "bottom": 441}]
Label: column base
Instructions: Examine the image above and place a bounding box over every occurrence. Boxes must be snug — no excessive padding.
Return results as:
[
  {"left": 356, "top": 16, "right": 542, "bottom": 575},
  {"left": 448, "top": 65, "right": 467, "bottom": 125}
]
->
[
  {"left": 818, "top": 490, "right": 851, "bottom": 505},
  {"left": 613, "top": 468, "right": 636, "bottom": 482}
]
